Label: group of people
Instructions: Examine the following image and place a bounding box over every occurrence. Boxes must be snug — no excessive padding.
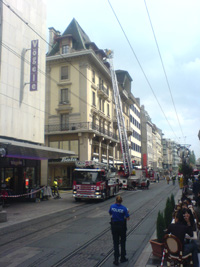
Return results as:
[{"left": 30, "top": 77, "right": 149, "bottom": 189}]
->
[
  {"left": 109, "top": 181, "right": 200, "bottom": 266},
  {"left": 166, "top": 192, "right": 200, "bottom": 267}
]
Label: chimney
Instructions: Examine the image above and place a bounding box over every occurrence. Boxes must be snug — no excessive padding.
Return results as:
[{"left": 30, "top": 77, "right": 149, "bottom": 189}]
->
[{"left": 48, "top": 27, "right": 60, "bottom": 52}]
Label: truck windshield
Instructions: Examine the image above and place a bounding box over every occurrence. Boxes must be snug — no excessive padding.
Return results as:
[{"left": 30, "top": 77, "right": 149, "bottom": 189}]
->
[{"left": 73, "top": 171, "right": 101, "bottom": 184}]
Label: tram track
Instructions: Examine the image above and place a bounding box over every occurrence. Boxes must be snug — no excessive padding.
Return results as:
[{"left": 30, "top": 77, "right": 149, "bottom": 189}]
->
[
  {"left": 0, "top": 183, "right": 177, "bottom": 267},
  {"left": 0, "top": 187, "right": 140, "bottom": 247},
  {"left": 52, "top": 185, "right": 177, "bottom": 267}
]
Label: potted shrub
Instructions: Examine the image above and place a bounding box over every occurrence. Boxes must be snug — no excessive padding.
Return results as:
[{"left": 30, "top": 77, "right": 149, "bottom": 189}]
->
[
  {"left": 164, "top": 197, "right": 173, "bottom": 228},
  {"left": 149, "top": 211, "right": 166, "bottom": 258},
  {"left": 170, "top": 194, "right": 175, "bottom": 211}
]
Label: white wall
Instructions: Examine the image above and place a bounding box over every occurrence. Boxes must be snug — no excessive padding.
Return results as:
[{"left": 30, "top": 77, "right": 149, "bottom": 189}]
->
[{"left": 0, "top": 0, "right": 46, "bottom": 144}]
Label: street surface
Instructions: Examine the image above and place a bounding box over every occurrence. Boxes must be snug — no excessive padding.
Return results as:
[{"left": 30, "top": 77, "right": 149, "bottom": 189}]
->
[{"left": 0, "top": 180, "right": 179, "bottom": 267}]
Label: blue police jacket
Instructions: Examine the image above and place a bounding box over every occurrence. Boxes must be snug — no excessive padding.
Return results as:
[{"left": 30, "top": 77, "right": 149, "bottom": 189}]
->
[{"left": 109, "top": 203, "right": 129, "bottom": 222}]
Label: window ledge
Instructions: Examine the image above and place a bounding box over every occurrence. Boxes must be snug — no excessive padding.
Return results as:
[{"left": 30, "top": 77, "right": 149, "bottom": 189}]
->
[{"left": 57, "top": 81, "right": 72, "bottom": 86}]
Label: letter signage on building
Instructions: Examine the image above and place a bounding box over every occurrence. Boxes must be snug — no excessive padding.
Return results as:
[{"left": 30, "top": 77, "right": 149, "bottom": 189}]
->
[{"left": 30, "top": 40, "right": 39, "bottom": 91}]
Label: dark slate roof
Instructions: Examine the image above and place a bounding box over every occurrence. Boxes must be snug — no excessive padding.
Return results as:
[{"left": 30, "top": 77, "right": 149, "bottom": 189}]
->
[
  {"left": 116, "top": 70, "right": 133, "bottom": 84},
  {"left": 47, "top": 18, "right": 91, "bottom": 56},
  {"left": 62, "top": 18, "right": 91, "bottom": 50}
]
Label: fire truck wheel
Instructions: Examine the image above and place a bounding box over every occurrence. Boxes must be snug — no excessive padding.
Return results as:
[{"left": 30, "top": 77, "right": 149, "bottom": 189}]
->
[{"left": 75, "top": 198, "right": 81, "bottom": 202}]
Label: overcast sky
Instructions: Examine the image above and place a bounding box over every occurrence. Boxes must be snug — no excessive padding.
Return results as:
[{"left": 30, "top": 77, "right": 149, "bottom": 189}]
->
[{"left": 47, "top": 0, "right": 200, "bottom": 159}]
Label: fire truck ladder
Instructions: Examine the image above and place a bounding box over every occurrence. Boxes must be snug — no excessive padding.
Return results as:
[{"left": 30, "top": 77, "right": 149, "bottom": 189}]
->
[{"left": 106, "top": 50, "right": 132, "bottom": 175}]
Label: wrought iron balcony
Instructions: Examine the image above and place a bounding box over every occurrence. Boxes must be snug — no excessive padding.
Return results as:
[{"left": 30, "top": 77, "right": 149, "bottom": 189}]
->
[
  {"left": 97, "top": 84, "right": 109, "bottom": 99},
  {"left": 126, "top": 127, "right": 132, "bottom": 136},
  {"left": 45, "top": 122, "right": 118, "bottom": 141}
]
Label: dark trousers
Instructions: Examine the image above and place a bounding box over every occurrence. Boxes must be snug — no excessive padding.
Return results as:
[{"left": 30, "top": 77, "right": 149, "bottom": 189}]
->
[
  {"left": 184, "top": 240, "right": 199, "bottom": 267},
  {"left": 111, "top": 222, "right": 126, "bottom": 260}
]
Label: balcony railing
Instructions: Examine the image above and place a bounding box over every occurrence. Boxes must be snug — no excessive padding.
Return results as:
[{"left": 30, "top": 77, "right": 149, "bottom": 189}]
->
[
  {"left": 45, "top": 122, "right": 118, "bottom": 141},
  {"left": 97, "top": 84, "right": 109, "bottom": 98}
]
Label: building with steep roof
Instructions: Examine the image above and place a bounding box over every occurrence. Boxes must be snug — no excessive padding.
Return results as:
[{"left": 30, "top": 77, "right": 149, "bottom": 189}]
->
[{"left": 45, "top": 18, "right": 134, "bottom": 188}]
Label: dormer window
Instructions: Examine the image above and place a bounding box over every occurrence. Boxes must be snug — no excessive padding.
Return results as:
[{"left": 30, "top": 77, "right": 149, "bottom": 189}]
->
[{"left": 62, "top": 45, "right": 70, "bottom": 54}]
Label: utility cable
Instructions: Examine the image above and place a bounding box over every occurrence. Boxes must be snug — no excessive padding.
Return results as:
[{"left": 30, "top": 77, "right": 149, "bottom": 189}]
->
[
  {"left": 143, "top": 0, "right": 185, "bottom": 140},
  {"left": 0, "top": 0, "right": 108, "bottom": 99},
  {"left": 1, "top": 40, "right": 94, "bottom": 114},
  {"left": 2, "top": 0, "right": 157, "bottom": 152},
  {"left": 107, "top": 0, "right": 179, "bottom": 142}
]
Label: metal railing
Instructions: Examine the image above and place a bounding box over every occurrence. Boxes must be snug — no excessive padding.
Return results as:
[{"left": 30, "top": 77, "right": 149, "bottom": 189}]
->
[
  {"left": 45, "top": 122, "right": 118, "bottom": 141},
  {"left": 98, "top": 84, "right": 109, "bottom": 97}
]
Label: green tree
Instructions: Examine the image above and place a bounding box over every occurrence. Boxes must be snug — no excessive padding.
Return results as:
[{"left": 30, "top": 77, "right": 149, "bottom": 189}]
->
[
  {"left": 179, "top": 161, "right": 193, "bottom": 185},
  {"left": 188, "top": 151, "right": 196, "bottom": 166}
]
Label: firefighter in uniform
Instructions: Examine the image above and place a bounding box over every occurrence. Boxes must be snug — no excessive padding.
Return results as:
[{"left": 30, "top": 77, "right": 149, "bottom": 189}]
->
[
  {"left": 53, "top": 179, "right": 60, "bottom": 199},
  {"left": 109, "top": 195, "right": 130, "bottom": 266}
]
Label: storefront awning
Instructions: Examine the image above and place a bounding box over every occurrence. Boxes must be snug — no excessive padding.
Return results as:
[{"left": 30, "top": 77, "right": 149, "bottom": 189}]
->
[{"left": 0, "top": 138, "right": 75, "bottom": 160}]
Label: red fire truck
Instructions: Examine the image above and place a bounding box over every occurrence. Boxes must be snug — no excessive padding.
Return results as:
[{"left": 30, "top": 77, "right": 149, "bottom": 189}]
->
[{"left": 72, "top": 161, "right": 119, "bottom": 201}]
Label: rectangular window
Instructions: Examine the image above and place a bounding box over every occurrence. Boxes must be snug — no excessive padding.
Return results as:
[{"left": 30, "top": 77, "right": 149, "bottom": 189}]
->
[
  {"left": 61, "top": 88, "right": 69, "bottom": 104},
  {"left": 49, "top": 141, "right": 59, "bottom": 149},
  {"left": 92, "top": 91, "right": 96, "bottom": 106},
  {"left": 60, "top": 141, "right": 69, "bottom": 150},
  {"left": 61, "top": 66, "right": 69, "bottom": 80},
  {"left": 102, "top": 100, "right": 105, "bottom": 112},
  {"left": 62, "top": 45, "right": 69, "bottom": 54},
  {"left": 61, "top": 114, "right": 69, "bottom": 130},
  {"left": 99, "top": 97, "right": 102, "bottom": 111},
  {"left": 107, "top": 123, "right": 110, "bottom": 135},
  {"left": 99, "top": 77, "right": 101, "bottom": 89},
  {"left": 107, "top": 85, "right": 109, "bottom": 96},
  {"left": 70, "top": 140, "right": 79, "bottom": 155},
  {"left": 92, "top": 70, "right": 95, "bottom": 83},
  {"left": 107, "top": 104, "right": 110, "bottom": 116}
]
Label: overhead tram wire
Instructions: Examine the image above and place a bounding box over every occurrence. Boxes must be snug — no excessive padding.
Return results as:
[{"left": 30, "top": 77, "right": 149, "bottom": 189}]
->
[
  {"left": 0, "top": 0, "right": 112, "bottom": 120},
  {"left": 0, "top": 41, "right": 94, "bottom": 118},
  {"left": 2, "top": 0, "right": 177, "bottom": 143},
  {"left": 2, "top": 37, "right": 144, "bottom": 152},
  {"left": 143, "top": 0, "right": 185, "bottom": 141},
  {"left": 0, "top": 0, "right": 101, "bottom": 100},
  {"left": 107, "top": 0, "right": 178, "bottom": 141}
]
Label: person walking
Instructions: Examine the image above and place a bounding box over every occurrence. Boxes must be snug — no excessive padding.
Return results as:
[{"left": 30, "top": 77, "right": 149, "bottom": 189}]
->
[
  {"left": 157, "top": 173, "right": 160, "bottom": 183},
  {"left": 109, "top": 195, "right": 130, "bottom": 266},
  {"left": 166, "top": 175, "right": 170, "bottom": 185},
  {"left": 172, "top": 175, "right": 176, "bottom": 185}
]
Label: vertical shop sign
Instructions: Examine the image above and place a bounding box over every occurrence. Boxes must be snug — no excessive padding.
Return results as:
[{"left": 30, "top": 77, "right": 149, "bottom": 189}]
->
[{"left": 30, "top": 40, "right": 39, "bottom": 91}]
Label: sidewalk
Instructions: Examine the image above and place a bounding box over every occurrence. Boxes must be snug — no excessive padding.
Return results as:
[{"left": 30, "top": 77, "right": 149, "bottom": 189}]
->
[
  {"left": 0, "top": 190, "right": 76, "bottom": 229},
  {"left": 135, "top": 188, "right": 183, "bottom": 266}
]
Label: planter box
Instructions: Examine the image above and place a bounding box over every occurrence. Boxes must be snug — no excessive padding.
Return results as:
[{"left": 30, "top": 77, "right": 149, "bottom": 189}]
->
[{"left": 149, "top": 239, "right": 165, "bottom": 258}]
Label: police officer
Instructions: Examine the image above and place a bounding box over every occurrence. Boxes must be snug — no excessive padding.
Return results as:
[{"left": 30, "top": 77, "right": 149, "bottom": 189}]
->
[{"left": 109, "top": 195, "right": 130, "bottom": 266}]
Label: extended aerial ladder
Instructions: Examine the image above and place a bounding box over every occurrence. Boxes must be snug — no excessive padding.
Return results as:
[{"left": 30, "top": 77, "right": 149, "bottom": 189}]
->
[{"left": 106, "top": 50, "right": 132, "bottom": 175}]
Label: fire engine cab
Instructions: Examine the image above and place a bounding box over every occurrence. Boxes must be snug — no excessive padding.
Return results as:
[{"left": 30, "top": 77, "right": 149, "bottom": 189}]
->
[{"left": 72, "top": 161, "right": 119, "bottom": 201}]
